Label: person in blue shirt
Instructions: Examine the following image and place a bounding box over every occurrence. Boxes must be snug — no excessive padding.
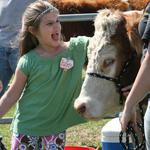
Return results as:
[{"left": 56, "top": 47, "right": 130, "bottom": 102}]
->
[{"left": 0, "top": 0, "right": 35, "bottom": 97}]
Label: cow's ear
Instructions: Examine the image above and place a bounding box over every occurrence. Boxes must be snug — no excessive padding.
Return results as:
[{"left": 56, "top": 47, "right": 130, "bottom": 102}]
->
[
  {"left": 123, "top": 10, "right": 143, "bottom": 56},
  {"left": 123, "top": 10, "right": 143, "bottom": 25},
  {"left": 127, "top": 25, "right": 143, "bottom": 56}
]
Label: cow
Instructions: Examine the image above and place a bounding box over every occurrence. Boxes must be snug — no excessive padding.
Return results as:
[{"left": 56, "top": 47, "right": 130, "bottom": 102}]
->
[
  {"left": 74, "top": 9, "right": 143, "bottom": 120},
  {"left": 48, "top": 0, "right": 149, "bottom": 40}
]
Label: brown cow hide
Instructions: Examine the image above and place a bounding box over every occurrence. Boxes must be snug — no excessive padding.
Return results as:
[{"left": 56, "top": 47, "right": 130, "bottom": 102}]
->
[
  {"left": 49, "top": 0, "right": 149, "bottom": 12},
  {"left": 48, "top": 0, "right": 148, "bottom": 41}
]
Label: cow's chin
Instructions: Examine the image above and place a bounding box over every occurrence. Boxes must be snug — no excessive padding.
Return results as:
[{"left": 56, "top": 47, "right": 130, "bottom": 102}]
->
[
  {"left": 76, "top": 105, "right": 120, "bottom": 120},
  {"left": 74, "top": 96, "right": 120, "bottom": 120},
  {"left": 80, "top": 115, "right": 102, "bottom": 121}
]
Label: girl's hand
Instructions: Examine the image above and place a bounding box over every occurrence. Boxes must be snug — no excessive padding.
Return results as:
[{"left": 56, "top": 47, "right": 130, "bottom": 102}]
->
[
  {"left": 121, "top": 84, "right": 133, "bottom": 97},
  {"left": 120, "top": 106, "right": 136, "bottom": 132}
]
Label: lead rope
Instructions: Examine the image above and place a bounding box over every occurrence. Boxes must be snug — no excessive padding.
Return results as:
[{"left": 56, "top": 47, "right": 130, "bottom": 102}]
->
[{"left": 119, "top": 104, "right": 146, "bottom": 150}]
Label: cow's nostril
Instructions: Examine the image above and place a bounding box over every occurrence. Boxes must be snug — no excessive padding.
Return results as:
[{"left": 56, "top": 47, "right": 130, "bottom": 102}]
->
[{"left": 77, "top": 103, "right": 86, "bottom": 114}]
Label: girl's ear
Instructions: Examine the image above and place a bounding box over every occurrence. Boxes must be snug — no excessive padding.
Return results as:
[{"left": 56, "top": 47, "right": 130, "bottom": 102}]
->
[{"left": 28, "top": 26, "right": 36, "bottom": 35}]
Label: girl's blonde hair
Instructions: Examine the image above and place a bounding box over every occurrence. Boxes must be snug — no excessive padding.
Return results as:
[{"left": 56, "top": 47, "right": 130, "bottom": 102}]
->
[{"left": 19, "top": 0, "right": 59, "bottom": 56}]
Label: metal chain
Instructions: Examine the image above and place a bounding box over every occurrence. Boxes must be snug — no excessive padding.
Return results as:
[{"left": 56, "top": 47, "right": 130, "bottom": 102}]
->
[{"left": 119, "top": 105, "right": 146, "bottom": 150}]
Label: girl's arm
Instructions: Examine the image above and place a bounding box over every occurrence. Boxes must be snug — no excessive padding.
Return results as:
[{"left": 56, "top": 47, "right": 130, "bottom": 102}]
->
[
  {"left": 125, "top": 42, "right": 150, "bottom": 107},
  {"left": 0, "top": 68, "right": 27, "bottom": 118},
  {"left": 121, "top": 41, "right": 150, "bottom": 131}
]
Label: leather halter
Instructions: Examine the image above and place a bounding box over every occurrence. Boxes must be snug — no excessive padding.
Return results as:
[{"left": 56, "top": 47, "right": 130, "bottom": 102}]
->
[{"left": 87, "top": 51, "right": 137, "bottom": 104}]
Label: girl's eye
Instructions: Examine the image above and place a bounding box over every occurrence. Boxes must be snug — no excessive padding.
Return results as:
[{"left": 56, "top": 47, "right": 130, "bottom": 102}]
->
[
  {"left": 47, "top": 22, "right": 53, "bottom": 25},
  {"left": 47, "top": 20, "right": 60, "bottom": 25}
]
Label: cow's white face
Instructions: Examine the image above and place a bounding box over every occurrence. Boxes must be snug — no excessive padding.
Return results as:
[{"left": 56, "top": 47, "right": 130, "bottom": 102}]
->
[
  {"left": 74, "top": 9, "right": 127, "bottom": 119},
  {"left": 74, "top": 9, "right": 143, "bottom": 120},
  {"left": 74, "top": 43, "right": 120, "bottom": 119}
]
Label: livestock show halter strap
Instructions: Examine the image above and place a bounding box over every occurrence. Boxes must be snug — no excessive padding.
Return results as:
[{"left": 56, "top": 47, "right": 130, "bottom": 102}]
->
[
  {"left": 87, "top": 50, "right": 146, "bottom": 150},
  {"left": 87, "top": 51, "right": 137, "bottom": 105}
]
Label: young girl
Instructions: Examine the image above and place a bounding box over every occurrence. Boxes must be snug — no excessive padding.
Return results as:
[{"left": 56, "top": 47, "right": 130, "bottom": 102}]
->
[{"left": 0, "top": 0, "right": 89, "bottom": 149}]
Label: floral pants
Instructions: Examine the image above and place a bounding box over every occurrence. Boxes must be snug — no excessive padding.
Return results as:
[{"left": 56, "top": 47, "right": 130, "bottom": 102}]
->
[{"left": 11, "top": 131, "right": 66, "bottom": 150}]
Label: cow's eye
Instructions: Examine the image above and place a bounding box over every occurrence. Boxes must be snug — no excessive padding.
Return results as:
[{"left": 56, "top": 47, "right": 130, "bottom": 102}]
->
[{"left": 103, "top": 58, "right": 115, "bottom": 68}]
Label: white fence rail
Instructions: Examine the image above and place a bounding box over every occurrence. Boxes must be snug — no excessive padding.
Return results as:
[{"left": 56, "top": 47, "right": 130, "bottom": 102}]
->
[{"left": 59, "top": 13, "right": 97, "bottom": 22}]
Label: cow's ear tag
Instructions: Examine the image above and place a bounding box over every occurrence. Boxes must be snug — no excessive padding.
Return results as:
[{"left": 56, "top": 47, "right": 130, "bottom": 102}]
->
[{"left": 60, "top": 57, "right": 74, "bottom": 71}]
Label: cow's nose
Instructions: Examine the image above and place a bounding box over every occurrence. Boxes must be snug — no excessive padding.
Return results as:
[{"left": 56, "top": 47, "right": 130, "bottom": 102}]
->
[{"left": 76, "top": 103, "right": 86, "bottom": 114}]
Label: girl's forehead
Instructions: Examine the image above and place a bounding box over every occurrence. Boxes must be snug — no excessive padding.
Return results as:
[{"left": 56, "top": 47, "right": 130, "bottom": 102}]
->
[{"left": 41, "top": 12, "right": 59, "bottom": 21}]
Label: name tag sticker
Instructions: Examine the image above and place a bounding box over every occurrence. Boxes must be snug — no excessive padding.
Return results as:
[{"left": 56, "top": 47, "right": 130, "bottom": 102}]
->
[{"left": 60, "top": 58, "right": 74, "bottom": 71}]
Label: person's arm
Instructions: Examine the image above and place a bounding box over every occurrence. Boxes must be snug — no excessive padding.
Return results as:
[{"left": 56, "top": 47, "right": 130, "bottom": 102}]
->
[
  {"left": 126, "top": 42, "right": 150, "bottom": 104},
  {"left": 121, "top": 41, "right": 150, "bottom": 131},
  {"left": 0, "top": 68, "right": 27, "bottom": 118}
]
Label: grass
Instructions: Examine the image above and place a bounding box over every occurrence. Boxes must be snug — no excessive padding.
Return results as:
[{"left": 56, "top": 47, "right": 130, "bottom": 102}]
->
[
  {"left": 0, "top": 106, "right": 110, "bottom": 149},
  {"left": 66, "top": 119, "right": 110, "bottom": 148},
  {"left": 0, "top": 107, "right": 14, "bottom": 150}
]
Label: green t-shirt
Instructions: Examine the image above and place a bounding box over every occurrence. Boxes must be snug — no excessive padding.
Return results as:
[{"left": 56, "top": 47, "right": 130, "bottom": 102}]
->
[{"left": 11, "top": 36, "right": 89, "bottom": 136}]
